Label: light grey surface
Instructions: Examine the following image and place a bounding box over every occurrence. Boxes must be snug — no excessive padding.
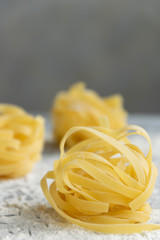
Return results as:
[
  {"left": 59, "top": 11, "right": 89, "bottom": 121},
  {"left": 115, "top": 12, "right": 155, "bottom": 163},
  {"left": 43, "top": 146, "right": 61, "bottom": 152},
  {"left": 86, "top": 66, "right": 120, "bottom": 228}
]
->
[
  {"left": 0, "top": 114, "right": 160, "bottom": 240},
  {"left": 0, "top": 0, "right": 160, "bottom": 113}
]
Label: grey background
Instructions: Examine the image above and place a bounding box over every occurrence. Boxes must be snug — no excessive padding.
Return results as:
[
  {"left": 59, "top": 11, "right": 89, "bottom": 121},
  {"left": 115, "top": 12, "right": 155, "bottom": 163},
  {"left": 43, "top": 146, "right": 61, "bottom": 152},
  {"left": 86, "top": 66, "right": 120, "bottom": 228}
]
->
[{"left": 0, "top": 0, "right": 160, "bottom": 113}]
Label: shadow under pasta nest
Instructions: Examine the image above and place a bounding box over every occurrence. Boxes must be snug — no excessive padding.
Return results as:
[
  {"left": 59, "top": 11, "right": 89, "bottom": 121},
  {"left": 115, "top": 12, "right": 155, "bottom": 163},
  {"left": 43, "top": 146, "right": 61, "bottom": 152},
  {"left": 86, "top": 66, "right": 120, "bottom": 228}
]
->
[{"left": 43, "top": 139, "right": 59, "bottom": 155}]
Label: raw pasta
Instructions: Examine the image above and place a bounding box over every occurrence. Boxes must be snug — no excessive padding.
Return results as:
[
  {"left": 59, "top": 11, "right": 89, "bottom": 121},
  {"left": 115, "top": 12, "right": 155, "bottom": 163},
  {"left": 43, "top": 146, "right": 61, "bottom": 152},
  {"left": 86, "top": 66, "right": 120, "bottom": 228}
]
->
[
  {"left": 0, "top": 104, "right": 44, "bottom": 178},
  {"left": 41, "top": 124, "right": 160, "bottom": 233},
  {"left": 52, "top": 83, "right": 127, "bottom": 147}
]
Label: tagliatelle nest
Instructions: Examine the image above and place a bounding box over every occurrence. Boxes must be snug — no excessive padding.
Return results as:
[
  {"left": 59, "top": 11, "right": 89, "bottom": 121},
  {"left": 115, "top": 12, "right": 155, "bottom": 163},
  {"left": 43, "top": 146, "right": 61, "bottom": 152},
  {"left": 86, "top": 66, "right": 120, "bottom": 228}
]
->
[
  {"left": 0, "top": 104, "right": 44, "bottom": 178},
  {"left": 41, "top": 124, "right": 160, "bottom": 234},
  {"left": 52, "top": 83, "right": 127, "bottom": 147}
]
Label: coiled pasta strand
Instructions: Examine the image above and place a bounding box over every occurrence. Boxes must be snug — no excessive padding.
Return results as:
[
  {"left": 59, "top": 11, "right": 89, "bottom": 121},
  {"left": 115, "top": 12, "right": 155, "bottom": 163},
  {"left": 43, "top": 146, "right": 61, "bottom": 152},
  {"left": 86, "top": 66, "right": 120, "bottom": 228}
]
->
[
  {"left": 52, "top": 83, "right": 127, "bottom": 147},
  {"left": 41, "top": 124, "right": 160, "bottom": 234},
  {"left": 0, "top": 104, "right": 44, "bottom": 178}
]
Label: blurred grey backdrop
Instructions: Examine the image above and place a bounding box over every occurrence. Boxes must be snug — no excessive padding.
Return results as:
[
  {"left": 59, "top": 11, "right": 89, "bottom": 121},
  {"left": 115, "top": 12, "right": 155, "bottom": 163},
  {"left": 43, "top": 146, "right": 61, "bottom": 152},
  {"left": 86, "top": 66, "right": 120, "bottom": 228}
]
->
[{"left": 0, "top": 0, "right": 160, "bottom": 113}]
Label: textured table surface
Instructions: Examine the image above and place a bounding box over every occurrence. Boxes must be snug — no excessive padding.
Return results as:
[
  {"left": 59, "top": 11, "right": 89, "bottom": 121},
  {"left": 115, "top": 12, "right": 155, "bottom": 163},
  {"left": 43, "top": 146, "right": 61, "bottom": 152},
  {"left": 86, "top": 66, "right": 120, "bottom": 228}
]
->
[{"left": 0, "top": 114, "right": 160, "bottom": 240}]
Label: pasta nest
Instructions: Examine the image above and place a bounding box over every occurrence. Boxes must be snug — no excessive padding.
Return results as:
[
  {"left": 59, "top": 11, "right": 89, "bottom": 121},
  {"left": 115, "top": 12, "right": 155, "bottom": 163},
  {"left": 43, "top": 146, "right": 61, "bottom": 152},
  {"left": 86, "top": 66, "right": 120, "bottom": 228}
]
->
[
  {"left": 52, "top": 83, "right": 127, "bottom": 147},
  {"left": 0, "top": 104, "right": 44, "bottom": 178},
  {"left": 41, "top": 124, "right": 159, "bottom": 234}
]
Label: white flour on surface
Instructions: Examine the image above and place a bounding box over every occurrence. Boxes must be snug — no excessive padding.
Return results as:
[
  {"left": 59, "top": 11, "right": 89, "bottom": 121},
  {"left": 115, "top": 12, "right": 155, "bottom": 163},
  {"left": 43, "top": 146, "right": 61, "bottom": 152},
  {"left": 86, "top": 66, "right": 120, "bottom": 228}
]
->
[{"left": 0, "top": 115, "right": 160, "bottom": 240}]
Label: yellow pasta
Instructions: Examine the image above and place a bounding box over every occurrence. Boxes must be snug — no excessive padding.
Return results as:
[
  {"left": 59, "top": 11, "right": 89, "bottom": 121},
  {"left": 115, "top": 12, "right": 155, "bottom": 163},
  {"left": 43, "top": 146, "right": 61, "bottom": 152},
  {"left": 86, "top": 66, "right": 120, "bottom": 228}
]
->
[
  {"left": 52, "top": 83, "right": 127, "bottom": 147},
  {"left": 0, "top": 104, "right": 44, "bottom": 178},
  {"left": 41, "top": 123, "right": 160, "bottom": 234}
]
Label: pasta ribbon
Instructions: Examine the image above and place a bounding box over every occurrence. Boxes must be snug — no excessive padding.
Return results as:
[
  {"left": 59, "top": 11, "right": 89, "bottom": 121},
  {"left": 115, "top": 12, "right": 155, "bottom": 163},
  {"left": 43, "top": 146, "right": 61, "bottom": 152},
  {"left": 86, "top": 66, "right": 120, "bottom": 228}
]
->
[
  {"left": 0, "top": 104, "right": 44, "bottom": 178},
  {"left": 52, "top": 83, "right": 127, "bottom": 147},
  {"left": 41, "top": 124, "right": 160, "bottom": 233}
]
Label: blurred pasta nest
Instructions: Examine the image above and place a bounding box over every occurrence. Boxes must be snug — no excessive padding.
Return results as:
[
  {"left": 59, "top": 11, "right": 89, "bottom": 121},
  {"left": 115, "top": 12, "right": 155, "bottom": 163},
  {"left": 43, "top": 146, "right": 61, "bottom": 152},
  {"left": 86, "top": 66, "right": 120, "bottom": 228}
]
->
[
  {"left": 0, "top": 104, "right": 44, "bottom": 178},
  {"left": 41, "top": 124, "right": 159, "bottom": 233},
  {"left": 52, "top": 82, "right": 127, "bottom": 147}
]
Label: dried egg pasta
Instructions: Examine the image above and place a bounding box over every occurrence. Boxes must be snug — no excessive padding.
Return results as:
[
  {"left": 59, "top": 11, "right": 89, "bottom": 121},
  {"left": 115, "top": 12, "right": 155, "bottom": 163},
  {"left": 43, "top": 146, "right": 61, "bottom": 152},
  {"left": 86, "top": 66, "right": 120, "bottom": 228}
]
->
[
  {"left": 41, "top": 124, "right": 160, "bottom": 233},
  {"left": 52, "top": 83, "right": 127, "bottom": 147},
  {"left": 0, "top": 104, "right": 44, "bottom": 178}
]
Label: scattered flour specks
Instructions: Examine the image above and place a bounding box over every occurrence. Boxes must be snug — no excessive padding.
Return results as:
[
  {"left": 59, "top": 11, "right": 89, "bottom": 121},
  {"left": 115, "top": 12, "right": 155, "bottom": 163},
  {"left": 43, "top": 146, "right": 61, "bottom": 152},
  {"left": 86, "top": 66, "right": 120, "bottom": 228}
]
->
[{"left": 0, "top": 115, "right": 160, "bottom": 240}]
